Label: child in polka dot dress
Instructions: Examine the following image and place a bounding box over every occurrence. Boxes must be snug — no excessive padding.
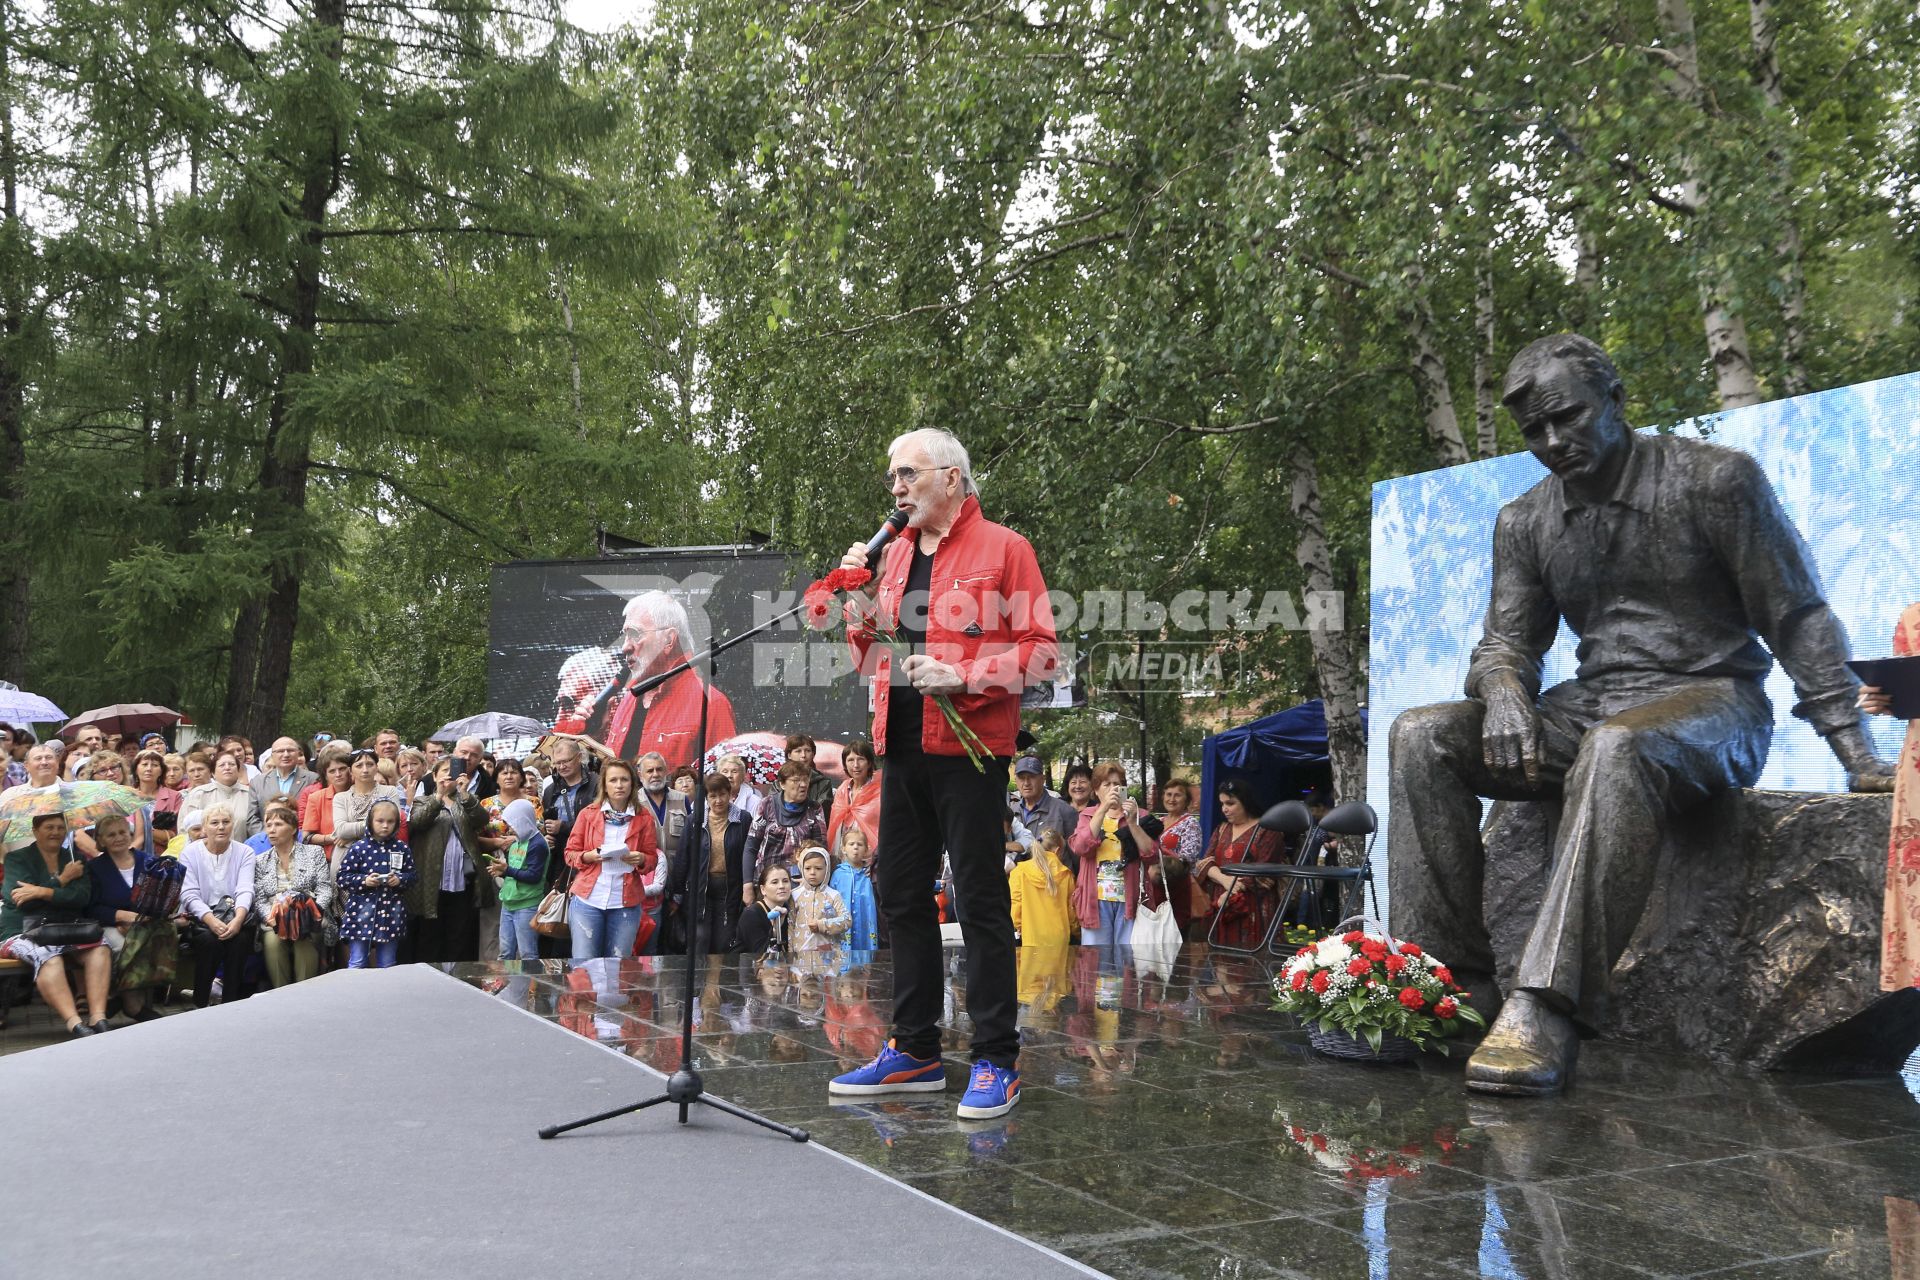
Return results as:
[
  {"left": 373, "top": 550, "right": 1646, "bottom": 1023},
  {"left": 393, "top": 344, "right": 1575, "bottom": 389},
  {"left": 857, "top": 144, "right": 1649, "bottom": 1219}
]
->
[{"left": 338, "top": 800, "right": 416, "bottom": 968}]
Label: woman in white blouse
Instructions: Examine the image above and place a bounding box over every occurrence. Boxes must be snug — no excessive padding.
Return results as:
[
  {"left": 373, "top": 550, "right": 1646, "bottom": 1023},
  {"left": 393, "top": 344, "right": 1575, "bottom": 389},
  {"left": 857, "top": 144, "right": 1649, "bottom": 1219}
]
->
[{"left": 179, "top": 803, "right": 259, "bottom": 1006}]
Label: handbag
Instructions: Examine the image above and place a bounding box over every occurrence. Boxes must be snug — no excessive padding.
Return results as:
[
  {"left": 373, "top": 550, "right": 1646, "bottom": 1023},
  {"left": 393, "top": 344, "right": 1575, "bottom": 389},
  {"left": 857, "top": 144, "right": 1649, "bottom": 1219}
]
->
[
  {"left": 532, "top": 870, "right": 573, "bottom": 938},
  {"left": 131, "top": 856, "right": 186, "bottom": 918},
  {"left": 270, "top": 891, "right": 321, "bottom": 942},
  {"left": 1130, "top": 848, "right": 1183, "bottom": 953},
  {"left": 21, "top": 915, "right": 105, "bottom": 947}
]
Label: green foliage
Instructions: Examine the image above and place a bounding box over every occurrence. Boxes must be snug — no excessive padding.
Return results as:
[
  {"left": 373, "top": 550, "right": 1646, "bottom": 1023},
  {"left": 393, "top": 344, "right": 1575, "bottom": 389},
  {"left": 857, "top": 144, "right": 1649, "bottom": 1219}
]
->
[{"left": 4, "top": 0, "right": 1915, "bottom": 765}]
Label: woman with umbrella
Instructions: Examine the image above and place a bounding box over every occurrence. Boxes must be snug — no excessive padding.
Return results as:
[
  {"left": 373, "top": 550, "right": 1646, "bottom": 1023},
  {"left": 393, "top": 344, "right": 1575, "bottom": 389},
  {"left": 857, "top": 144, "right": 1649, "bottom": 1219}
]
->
[{"left": 2, "top": 812, "right": 113, "bottom": 1036}]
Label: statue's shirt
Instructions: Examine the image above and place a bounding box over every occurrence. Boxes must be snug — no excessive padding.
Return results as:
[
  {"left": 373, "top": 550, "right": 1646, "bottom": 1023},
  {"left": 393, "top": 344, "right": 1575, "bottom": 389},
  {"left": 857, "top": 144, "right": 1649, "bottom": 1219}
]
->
[{"left": 1466, "top": 433, "right": 1858, "bottom": 735}]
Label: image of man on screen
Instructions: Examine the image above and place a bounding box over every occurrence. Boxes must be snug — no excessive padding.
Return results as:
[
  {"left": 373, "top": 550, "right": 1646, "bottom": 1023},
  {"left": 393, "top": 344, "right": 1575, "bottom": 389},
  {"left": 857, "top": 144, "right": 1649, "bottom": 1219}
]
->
[{"left": 553, "top": 590, "right": 736, "bottom": 769}]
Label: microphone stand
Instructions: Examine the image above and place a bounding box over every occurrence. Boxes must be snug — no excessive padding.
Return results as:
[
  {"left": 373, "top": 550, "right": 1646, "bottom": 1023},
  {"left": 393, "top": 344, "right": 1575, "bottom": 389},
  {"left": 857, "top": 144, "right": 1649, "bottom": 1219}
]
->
[{"left": 540, "top": 600, "right": 814, "bottom": 1144}]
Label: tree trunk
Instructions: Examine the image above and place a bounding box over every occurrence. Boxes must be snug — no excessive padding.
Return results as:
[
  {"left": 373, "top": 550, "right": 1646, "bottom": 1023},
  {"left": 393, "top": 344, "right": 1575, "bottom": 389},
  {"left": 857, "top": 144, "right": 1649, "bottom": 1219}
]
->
[
  {"left": 1574, "top": 218, "right": 1601, "bottom": 325},
  {"left": 1474, "top": 245, "right": 1499, "bottom": 459},
  {"left": 1656, "top": 0, "right": 1763, "bottom": 410},
  {"left": 558, "top": 274, "right": 585, "bottom": 436},
  {"left": 0, "top": 1, "right": 31, "bottom": 684},
  {"left": 1748, "top": 0, "right": 1809, "bottom": 397},
  {"left": 1405, "top": 287, "right": 1471, "bottom": 468},
  {"left": 1289, "top": 440, "right": 1367, "bottom": 827},
  {"left": 234, "top": 0, "right": 346, "bottom": 741}
]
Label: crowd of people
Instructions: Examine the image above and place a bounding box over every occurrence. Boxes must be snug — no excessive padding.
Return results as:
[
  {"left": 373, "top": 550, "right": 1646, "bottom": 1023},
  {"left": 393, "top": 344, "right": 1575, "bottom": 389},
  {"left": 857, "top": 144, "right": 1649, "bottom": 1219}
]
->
[{"left": 0, "top": 717, "right": 1300, "bottom": 1039}]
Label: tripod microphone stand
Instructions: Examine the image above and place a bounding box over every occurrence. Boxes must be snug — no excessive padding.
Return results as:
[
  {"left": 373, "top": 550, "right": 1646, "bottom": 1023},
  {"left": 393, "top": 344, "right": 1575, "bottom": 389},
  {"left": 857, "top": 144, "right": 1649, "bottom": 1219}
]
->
[{"left": 540, "top": 605, "right": 813, "bottom": 1144}]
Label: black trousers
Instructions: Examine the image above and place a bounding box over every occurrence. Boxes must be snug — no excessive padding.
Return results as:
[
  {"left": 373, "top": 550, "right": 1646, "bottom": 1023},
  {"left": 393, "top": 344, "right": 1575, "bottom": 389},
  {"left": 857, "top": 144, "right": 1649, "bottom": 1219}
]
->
[
  {"left": 191, "top": 923, "right": 256, "bottom": 1007},
  {"left": 877, "top": 749, "right": 1017, "bottom": 1067},
  {"left": 688, "top": 874, "right": 736, "bottom": 954},
  {"left": 413, "top": 891, "right": 481, "bottom": 964}
]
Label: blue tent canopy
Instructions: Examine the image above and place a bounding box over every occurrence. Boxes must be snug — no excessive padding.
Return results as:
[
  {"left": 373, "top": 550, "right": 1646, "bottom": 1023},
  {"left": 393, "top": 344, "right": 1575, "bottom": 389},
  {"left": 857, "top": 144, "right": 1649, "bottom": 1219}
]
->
[{"left": 1197, "top": 699, "right": 1366, "bottom": 844}]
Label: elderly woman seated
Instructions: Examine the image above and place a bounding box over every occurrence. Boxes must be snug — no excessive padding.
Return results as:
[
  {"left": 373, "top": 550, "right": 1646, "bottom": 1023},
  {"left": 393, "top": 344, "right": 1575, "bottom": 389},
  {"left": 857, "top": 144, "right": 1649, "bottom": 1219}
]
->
[
  {"left": 1, "top": 814, "right": 115, "bottom": 1036},
  {"left": 85, "top": 813, "right": 180, "bottom": 1021}
]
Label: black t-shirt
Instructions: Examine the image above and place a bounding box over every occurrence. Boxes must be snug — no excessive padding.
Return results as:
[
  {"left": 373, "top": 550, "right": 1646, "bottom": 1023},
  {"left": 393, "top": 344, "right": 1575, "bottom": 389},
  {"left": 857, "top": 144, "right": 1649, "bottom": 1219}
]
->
[{"left": 884, "top": 541, "right": 934, "bottom": 752}]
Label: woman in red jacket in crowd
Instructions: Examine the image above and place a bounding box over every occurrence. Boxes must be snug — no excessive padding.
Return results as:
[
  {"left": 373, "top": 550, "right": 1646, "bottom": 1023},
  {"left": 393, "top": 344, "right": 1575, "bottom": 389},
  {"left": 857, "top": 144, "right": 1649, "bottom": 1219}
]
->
[{"left": 564, "top": 759, "right": 659, "bottom": 959}]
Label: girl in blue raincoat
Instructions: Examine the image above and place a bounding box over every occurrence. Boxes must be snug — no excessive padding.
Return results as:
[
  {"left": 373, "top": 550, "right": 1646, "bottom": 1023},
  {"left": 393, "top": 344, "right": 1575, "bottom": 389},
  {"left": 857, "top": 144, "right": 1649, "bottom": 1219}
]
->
[{"left": 829, "top": 827, "right": 880, "bottom": 951}]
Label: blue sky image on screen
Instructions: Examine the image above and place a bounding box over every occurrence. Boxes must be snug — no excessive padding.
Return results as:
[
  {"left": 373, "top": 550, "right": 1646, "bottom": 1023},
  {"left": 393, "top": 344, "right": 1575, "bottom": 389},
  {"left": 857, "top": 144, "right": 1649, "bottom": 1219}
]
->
[{"left": 1367, "top": 371, "right": 1920, "bottom": 924}]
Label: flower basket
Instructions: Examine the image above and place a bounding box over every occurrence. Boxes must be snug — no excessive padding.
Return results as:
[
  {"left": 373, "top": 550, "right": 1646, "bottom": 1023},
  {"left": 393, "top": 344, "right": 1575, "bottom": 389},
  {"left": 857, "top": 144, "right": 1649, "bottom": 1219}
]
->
[
  {"left": 1307, "top": 1023, "right": 1418, "bottom": 1064},
  {"left": 1274, "top": 915, "right": 1485, "bottom": 1059}
]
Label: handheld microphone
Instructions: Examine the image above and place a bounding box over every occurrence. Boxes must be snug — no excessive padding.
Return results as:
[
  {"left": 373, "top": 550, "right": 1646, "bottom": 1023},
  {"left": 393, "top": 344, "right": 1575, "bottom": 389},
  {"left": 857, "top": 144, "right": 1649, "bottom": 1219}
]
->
[
  {"left": 864, "top": 509, "right": 912, "bottom": 572},
  {"left": 585, "top": 648, "right": 633, "bottom": 719}
]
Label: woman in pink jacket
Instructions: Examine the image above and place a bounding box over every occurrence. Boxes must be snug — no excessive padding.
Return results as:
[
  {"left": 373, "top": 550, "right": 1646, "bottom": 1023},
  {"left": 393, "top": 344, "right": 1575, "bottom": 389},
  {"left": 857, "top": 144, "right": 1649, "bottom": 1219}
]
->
[
  {"left": 564, "top": 759, "right": 660, "bottom": 959},
  {"left": 1067, "top": 762, "right": 1161, "bottom": 965}
]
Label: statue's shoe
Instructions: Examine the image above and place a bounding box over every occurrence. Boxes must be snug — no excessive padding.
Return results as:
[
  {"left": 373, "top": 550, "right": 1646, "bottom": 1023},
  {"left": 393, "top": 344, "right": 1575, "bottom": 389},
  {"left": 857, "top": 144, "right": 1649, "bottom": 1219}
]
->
[{"left": 1464, "top": 991, "right": 1579, "bottom": 1097}]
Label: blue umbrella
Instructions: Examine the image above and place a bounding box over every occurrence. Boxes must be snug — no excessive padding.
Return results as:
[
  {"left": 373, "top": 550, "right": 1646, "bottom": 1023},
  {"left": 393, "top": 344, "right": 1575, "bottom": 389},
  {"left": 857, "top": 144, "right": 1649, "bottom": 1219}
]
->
[{"left": 0, "top": 684, "right": 66, "bottom": 724}]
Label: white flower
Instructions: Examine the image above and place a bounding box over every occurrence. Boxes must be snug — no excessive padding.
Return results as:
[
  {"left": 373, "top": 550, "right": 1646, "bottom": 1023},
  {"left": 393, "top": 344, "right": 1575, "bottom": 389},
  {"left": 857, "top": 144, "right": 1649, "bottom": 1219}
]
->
[{"left": 1315, "top": 938, "right": 1353, "bottom": 966}]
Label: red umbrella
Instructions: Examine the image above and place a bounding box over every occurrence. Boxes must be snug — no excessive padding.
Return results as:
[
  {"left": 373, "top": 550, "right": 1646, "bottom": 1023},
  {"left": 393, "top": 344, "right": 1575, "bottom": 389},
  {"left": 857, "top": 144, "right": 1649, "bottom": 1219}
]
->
[{"left": 60, "top": 703, "right": 184, "bottom": 740}]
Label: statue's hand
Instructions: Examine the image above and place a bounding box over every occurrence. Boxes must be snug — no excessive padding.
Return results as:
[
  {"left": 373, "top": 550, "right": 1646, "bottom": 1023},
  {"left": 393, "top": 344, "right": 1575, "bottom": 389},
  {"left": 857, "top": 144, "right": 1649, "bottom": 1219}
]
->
[
  {"left": 1482, "top": 681, "right": 1543, "bottom": 787},
  {"left": 1827, "top": 724, "right": 1895, "bottom": 793}
]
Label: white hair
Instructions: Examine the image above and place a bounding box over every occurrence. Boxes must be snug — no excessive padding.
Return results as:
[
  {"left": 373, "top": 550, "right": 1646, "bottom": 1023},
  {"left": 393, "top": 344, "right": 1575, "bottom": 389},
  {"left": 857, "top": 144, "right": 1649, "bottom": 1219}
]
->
[
  {"left": 623, "top": 590, "right": 694, "bottom": 654},
  {"left": 201, "top": 802, "right": 234, "bottom": 823},
  {"left": 887, "top": 428, "right": 977, "bottom": 497},
  {"left": 637, "top": 752, "right": 668, "bottom": 767},
  {"left": 455, "top": 737, "right": 484, "bottom": 753}
]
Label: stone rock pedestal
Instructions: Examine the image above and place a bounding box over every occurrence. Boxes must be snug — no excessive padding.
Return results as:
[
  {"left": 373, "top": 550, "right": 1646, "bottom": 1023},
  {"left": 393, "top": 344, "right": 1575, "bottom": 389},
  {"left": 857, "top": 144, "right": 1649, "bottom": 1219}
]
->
[{"left": 1483, "top": 789, "right": 1920, "bottom": 1072}]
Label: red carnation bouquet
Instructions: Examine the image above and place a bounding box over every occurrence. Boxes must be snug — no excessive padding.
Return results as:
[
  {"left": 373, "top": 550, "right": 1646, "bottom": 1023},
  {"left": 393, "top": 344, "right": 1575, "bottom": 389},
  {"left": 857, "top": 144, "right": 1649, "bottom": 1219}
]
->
[
  {"left": 803, "top": 566, "right": 991, "bottom": 771},
  {"left": 1273, "top": 925, "right": 1485, "bottom": 1055},
  {"left": 1275, "top": 1103, "right": 1473, "bottom": 1182}
]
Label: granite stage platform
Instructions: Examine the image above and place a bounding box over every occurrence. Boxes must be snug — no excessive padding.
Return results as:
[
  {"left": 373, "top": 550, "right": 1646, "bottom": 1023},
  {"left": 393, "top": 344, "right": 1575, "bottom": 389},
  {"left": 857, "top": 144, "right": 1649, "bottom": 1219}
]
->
[
  {"left": 448, "top": 943, "right": 1920, "bottom": 1280},
  {"left": 0, "top": 964, "right": 1098, "bottom": 1280}
]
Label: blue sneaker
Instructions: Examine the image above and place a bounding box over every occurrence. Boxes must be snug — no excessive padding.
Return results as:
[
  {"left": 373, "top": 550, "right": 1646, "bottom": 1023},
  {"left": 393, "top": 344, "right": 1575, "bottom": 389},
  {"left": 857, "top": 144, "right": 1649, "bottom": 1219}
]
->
[
  {"left": 828, "top": 1040, "right": 946, "bottom": 1096},
  {"left": 956, "top": 1059, "right": 1021, "bottom": 1119}
]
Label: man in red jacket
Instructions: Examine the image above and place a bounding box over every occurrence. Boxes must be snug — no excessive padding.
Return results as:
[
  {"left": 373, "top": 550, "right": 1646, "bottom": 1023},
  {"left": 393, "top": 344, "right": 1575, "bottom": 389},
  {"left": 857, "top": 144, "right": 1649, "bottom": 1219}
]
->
[
  {"left": 826, "top": 428, "right": 1058, "bottom": 1120},
  {"left": 552, "top": 589, "right": 736, "bottom": 770}
]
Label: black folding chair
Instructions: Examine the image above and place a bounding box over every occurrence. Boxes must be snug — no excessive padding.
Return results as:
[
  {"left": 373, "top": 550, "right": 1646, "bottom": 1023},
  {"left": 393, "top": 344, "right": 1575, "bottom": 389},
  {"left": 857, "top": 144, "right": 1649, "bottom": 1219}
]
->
[{"left": 1205, "top": 799, "right": 1379, "bottom": 955}]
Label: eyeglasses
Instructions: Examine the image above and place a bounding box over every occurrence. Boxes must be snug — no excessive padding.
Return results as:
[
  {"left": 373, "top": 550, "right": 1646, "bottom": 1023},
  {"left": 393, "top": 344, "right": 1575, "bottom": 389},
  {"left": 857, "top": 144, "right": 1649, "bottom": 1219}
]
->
[
  {"left": 883, "top": 464, "right": 957, "bottom": 489},
  {"left": 348, "top": 749, "right": 378, "bottom": 764},
  {"left": 313, "top": 733, "right": 334, "bottom": 744},
  {"left": 622, "top": 625, "right": 669, "bottom": 644}
]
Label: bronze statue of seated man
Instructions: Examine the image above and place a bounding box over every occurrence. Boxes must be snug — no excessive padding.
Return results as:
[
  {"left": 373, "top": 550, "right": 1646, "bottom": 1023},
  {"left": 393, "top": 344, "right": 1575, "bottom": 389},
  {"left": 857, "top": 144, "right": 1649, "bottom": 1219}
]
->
[{"left": 1389, "top": 333, "right": 1892, "bottom": 1097}]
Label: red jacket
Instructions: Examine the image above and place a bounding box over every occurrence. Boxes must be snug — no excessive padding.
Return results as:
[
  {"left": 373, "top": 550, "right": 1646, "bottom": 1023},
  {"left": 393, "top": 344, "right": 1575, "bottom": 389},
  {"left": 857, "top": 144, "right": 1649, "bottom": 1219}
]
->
[
  {"left": 564, "top": 805, "right": 661, "bottom": 909},
  {"left": 555, "top": 666, "right": 736, "bottom": 770},
  {"left": 849, "top": 495, "right": 1058, "bottom": 758}
]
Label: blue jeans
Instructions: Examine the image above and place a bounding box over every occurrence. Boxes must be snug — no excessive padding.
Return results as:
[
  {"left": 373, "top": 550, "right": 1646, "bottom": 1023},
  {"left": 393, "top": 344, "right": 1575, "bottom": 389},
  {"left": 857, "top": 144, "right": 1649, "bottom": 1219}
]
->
[
  {"left": 348, "top": 939, "right": 399, "bottom": 969},
  {"left": 1081, "top": 899, "right": 1132, "bottom": 969},
  {"left": 569, "top": 901, "right": 642, "bottom": 960},
  {"left": 499, "top": 907, "right": 540, "bottom": 961}
]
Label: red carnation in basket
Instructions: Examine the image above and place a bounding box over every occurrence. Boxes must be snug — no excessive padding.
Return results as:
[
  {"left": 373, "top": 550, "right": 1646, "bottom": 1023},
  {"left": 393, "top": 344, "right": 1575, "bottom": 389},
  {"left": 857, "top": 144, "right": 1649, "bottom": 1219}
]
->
[
  {"left": 1342, "top": 930, "right": 1365, "bottom": 945},
  {"left": 1432, "top": 964, "right": 1453, "bottom": 985},
  {"left": 1310, "top": 971, "right": 1330, "bottom": 995},
  {"left": 1345, "top": 957, "right": 1371, "bottom": 978},
  {"left": 1398, "top": 987, "right": 1426, "bottom": 1010},
  {"left": 1435, "top": 996, "right": 1459, "bottom": 1019},
  {"left": 1398, "top": 942, "right": 1423, "bottom": 957},
  {"left": 1289, "top": 969, "right": 1308, "bottom": 992},
  {"left": 1384, "top": 954, "right": 1408, "bottom": 978},
  {"left": 1361, "top": 939, "right": 1388, "bottom": 962}
]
